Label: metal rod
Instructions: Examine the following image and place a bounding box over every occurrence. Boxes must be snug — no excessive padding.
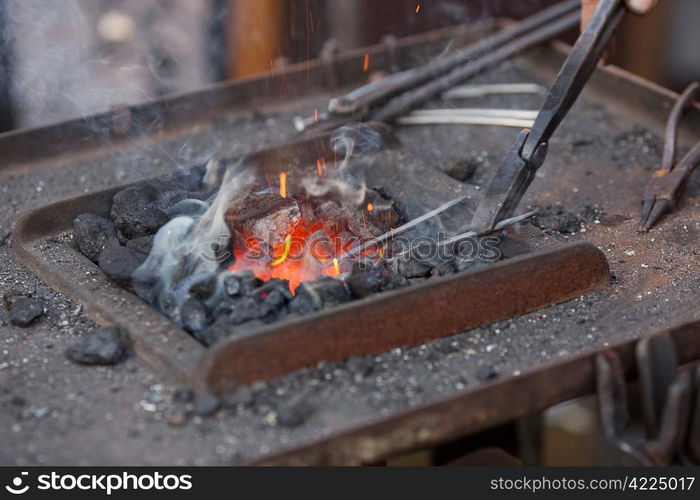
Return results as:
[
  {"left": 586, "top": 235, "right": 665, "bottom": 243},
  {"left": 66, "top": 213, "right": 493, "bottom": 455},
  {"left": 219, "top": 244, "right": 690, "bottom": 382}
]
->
[
  {"left": 329, "top": 195, "right": 468, "bottom": 266},
  {"left": 408, "top": 108, "right": 538, "bottom": 118},
  {"left": 396, "top": 116, "right": 534, "bottom": 128},
  {"left": 388, "top": 210, "right": 538, "bottom": 262},
  {"left": 442, "top": 83, "right": 545, "bottom": 99},
  {"left": 327, "top": 0, "right": 578, "bottom": 117},
  {"left": 372, "top": 11, "right": 580, "bottom": 121}
]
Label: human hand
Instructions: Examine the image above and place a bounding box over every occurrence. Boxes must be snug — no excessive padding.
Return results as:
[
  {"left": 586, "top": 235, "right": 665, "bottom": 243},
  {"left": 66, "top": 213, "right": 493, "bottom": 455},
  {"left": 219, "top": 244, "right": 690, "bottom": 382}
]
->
[{"left": 581, "top": 0, "right": 657, "bottom": 30}]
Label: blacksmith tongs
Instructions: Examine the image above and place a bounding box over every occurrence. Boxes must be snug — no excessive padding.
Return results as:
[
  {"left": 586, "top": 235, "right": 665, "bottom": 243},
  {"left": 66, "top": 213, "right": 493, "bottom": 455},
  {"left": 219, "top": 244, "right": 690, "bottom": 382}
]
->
[
  {"left": 470, "top": 0, "right": 627, "bottom": 232},
  {"left": 639, "top": 82, "right": 700, "bottom": 231}
]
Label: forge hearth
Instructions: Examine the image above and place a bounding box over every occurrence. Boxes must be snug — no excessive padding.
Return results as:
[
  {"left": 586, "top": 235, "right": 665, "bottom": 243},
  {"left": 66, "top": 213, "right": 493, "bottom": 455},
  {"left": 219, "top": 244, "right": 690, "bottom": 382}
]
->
[
  {"left": 9, "top": 20, "right": 699, "bottom": 465},
  {"left": 66, "top": 133, "right": 506, "bottom": 348}
]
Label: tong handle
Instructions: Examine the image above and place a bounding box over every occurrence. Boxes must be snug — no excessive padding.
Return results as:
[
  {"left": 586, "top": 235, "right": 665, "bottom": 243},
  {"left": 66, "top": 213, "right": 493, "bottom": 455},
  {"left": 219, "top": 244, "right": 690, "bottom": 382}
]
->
[
  {"left": 662, "top": 82, "right": 700, "bottom": 172},
  {"left": 521, "top": 0, "right": 626, "bottom": 163}
]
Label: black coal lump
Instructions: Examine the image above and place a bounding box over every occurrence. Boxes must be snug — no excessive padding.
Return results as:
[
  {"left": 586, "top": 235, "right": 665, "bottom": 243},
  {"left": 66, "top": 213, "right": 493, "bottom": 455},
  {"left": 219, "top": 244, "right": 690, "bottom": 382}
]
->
[
  {"left": 114, "top": 202, "right": 170, "bottom": 239},
  {"left": 398, "top": 257, "right": 432, "bottom": 279},
  {"left": 222, "top": 270, "right": 263, "bottom": 298},
  {"left": 97, "top": 239, "right": 148, "bottom": 285},
  {"left": 292, "top": 277, "right": 351, "bottom": 312},
  {"left": 195, "top": 316, "right": 264, "bottom": 346},
  {"left": 228, "top": 279, "right": 291, "bottom": 324},
  {"left": 379, "top": 271, "right": 409, "bottom": 291},
  {"left": 188, "top": 273, "right": 218, "bottom": 301},
  {"left": 72, "top": 214, "right": 118, "bottom": 262},
  {"left": 180, "top": 297, "right": 210, "bottom": 333},
  {"left": 125, "top": 235, "right": 154, "bottom": 255},
  {"left": 346, "top": 261, "right": 382, "bottom": 298},
  {"left": 110, "top": 185, "right": 156, "bottom": 221},
  {"left": 65, "top": 327, "right": 132, "bottom": 365},
  {"left": 9, "top": 297, "right": 44, "bottom": 327},
  {"left": 150, "top": 190, "right": 191, "bottom": 213}
]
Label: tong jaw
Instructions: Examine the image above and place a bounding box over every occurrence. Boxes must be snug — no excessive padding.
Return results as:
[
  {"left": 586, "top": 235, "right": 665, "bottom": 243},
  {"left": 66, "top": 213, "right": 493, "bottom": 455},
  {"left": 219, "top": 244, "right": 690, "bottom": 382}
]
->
[{"left": 469, "top": 130, "right": 546, "bottom": 232}]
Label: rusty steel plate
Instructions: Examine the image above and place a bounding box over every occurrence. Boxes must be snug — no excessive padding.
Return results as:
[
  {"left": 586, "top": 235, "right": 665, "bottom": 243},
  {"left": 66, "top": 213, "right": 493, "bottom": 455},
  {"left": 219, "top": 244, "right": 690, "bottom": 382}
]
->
[{"left": 198, "top": 242, "right": 609, "bottom": 393}]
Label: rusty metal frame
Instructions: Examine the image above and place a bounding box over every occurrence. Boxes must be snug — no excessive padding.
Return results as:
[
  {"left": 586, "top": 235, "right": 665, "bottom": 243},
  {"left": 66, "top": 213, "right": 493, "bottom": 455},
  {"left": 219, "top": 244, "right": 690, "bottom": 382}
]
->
[{"left": 253, "top": 318, "right": 700, "bottom": 465}]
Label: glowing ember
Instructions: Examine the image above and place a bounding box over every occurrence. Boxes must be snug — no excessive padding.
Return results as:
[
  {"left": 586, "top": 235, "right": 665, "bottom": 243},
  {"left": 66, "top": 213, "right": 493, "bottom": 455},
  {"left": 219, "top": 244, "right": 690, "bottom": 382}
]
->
[
  {"left": 362, "top": 53, "right": 370, "bottom": 72},
  {"left": 415, "top": 4, "right": 421, "bottom": 13},
  {"left": 279, "top": 171, "right": 287, "bottom": 198}
]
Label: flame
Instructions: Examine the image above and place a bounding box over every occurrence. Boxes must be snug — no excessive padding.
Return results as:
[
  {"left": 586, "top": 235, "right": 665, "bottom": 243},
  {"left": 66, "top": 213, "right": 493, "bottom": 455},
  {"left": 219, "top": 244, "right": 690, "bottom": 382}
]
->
[
  {"left": 362, "top": 53, "right": 370, "bottom": 72},
  {"left": 279, "top": 171, "right": 287, "bottom": 198},
  {"left": 332, "top": 258, "right": 340, "bottom": 276},
  {"left": 367, "top": 202, "right": 374, "bottom": 212}
]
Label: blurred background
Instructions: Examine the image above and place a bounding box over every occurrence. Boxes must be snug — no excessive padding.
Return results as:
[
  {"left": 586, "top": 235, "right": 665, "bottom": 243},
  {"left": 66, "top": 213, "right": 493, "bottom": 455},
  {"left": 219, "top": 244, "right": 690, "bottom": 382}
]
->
[{"left": 0, "top": 0, "right": 698, "bottom": 133}]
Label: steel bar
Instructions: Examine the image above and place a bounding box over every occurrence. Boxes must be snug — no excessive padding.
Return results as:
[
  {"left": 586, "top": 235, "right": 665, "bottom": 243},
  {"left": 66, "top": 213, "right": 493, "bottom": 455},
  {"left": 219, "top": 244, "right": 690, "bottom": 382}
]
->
[
  {"left": 397, "top": 116, "right": 534, "bottom": 128},
  {"left": 408, "top": 108, "right": 538, "bottom": 118},
  {"left": 388, "top": 210, "right": 538, "bottom": 262},
  {"left": 371, "top": 11, "right": 580, "bottom": 122},
  {"left": 330, "top": 195, "right": 467, "bottom": 266},
  {"left": 442, "top": 83, "right": 545, "bottom": 99},
  {"left": 326, "top": 0, "right": 578, "bottom": 117}
]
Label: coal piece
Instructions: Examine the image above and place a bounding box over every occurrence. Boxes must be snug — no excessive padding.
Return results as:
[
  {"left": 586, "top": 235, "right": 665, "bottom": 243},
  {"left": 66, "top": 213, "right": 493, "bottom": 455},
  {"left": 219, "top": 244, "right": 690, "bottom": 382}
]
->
[
  {"left": 292, "top": 277, "right": 351, "bottom": 313},
  {"left": 225, "top": 192, "right": 301, "bottom": 248},
  {"left": 195, "top": 316, "right": 265, "bottom": 346},
  {"left": 398, "top": 257, "right": 432, "bottom": 279},
  {"left": 65, "top": 327, "right": 132, "bottom": 365},
  {"left": 9, "top": 297, "right": 44, "bottom": 327},
  {"left": 180, "top": 297, "right": 209, "bottom": 333},
  {"left": 98, "top": 240, "right": 148, "bottom": 285},
  {"left": 346, "top": 261, "right": 383, "bottom": 298},
  {"left": 110, "top": 185, "right": 156, "bottom": 221},
  {"left": 379, "top": 271, "right": 409, "bottom": 292},
  {"left": 229, "top": 280, "right": 291, "bottom": 324},
  {"left": 125, "top": 235, "right": 154, "bottom": 255},
  {"left": 114, "top": 203, "right": 170, "bottom": 239},
  {"left": 188, "top": 273, "right": 218, "bottom": 300},
  {"left": 73, "top": 214, "right": 118, "bottom": 262},
  {"left": 222, "top": 270, "right": 263, "bottom": 297}
]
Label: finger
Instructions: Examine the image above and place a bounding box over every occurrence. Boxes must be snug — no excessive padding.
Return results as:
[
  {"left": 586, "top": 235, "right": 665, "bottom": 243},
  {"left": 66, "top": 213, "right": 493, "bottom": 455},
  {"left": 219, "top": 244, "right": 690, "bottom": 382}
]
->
[
  {"left": 626, "top": 0, "right": 657, "bottom": 14},
  {"left": 581, "top": 0, "right": 599, "bottom": 31}
]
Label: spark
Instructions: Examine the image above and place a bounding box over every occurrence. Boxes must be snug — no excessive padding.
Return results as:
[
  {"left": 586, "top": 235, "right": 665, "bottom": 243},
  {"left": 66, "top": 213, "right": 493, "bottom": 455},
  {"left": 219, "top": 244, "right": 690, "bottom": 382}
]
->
[
  {"left": 270, "top": 235, "right": 292, "bottom": 267},
  {"left": 279, "top": 171, "right": 287, "bottom": 198},
  {"left": 362, "top": 53, "right": 370, "bottom": 72},
  {"left": 316, "top": 157, "right": 326, "bottom": 176},
  {"left": 415, "top": 4, "right": 421, "bottom": 13}
]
